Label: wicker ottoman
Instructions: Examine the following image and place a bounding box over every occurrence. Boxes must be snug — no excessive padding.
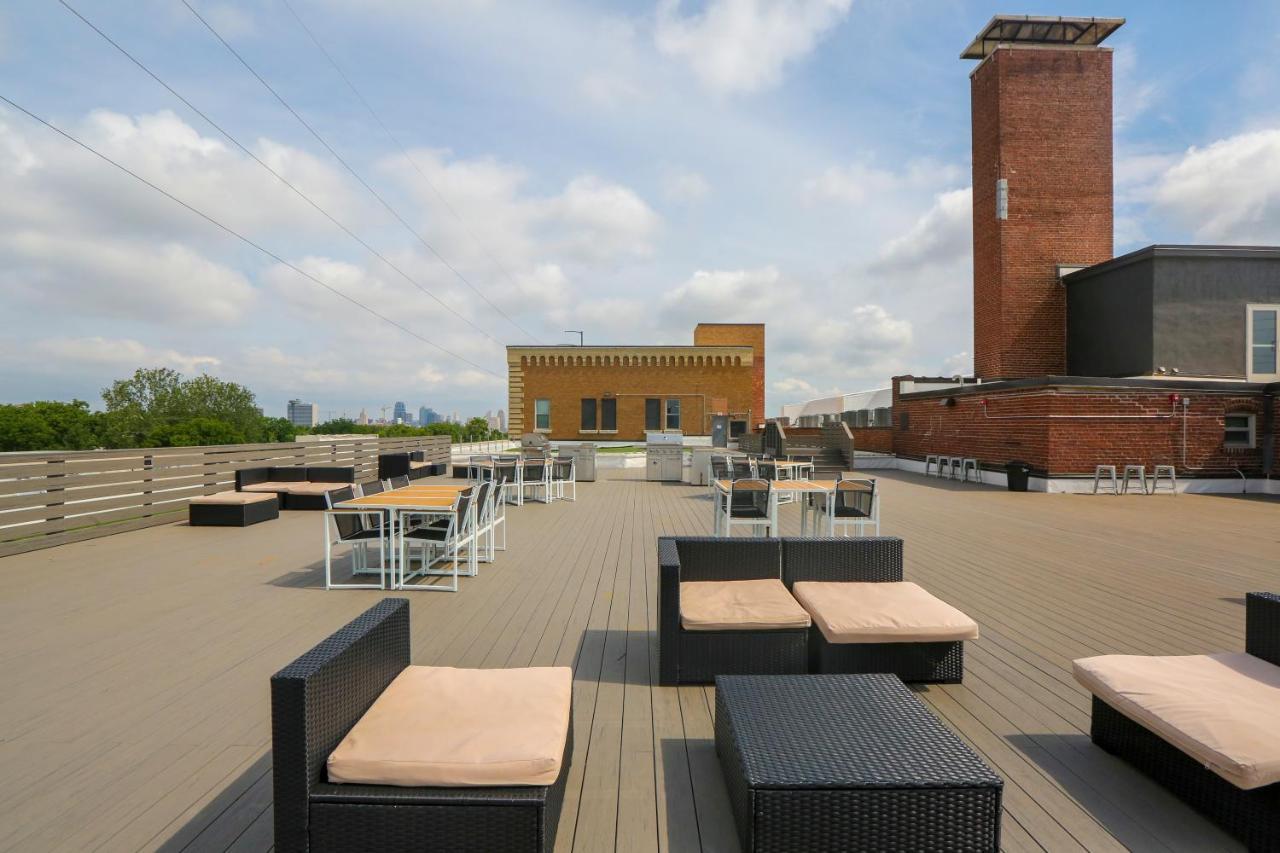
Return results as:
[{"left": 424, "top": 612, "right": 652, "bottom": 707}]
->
[
  {"left": 189, "top": 491, "right": 279, "bottom": 526},
  {"left": 715, "top": 674, "right": 1002, "bottom": 852}
]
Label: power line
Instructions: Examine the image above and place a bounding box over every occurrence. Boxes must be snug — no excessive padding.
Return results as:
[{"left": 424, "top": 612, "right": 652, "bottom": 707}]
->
[
  {"left": 181, "top": 0, "right": 537, "bottom": 347},
  {"left": 278, "top": 0, "right": 542, "bottom": 344},
  {"left": 57, "top": 0, "right": 505, "bottom": 348},
  {"left": 0, "top": 92, "right": 503, "bottom": 379}
]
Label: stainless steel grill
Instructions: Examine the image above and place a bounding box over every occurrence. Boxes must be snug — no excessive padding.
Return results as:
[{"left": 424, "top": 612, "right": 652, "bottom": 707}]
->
[{"left": 646, "top": 432, "right": 684, "bottom": 481}]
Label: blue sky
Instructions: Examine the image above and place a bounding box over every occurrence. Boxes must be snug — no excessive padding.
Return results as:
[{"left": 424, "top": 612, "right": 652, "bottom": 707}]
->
[{"left": 2, "top": 0, "right": 1279, "bottom": 420}]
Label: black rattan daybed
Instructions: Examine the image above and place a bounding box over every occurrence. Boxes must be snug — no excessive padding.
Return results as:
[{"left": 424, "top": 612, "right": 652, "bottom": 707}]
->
[{"left": 272, "top": 598, "right": 572, "bottom": 853}]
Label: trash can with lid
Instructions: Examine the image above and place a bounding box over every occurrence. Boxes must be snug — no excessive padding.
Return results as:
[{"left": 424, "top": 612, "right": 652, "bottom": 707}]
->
[{"left": 1005, "top": 460, "right": 1031, "bottom": 492}]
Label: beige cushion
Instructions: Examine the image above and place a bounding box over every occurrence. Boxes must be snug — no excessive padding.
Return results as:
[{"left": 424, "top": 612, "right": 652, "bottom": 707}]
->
[
  {"left": 284, "top": 481, "right": 345, "bottom": 495},
  {"left": 792, "top": 582, "right": 979, "bottom": 644},
  {"left": 327, "top": 666, "right": 572, "bottom": 787},
  {"left": 1074, "top": 653, "right": 1280, "bottom": 790},
  {"left": 679, "top": 579, "right": 811, "bottom": 631},
  {"left": 191, "top": 491, "right": 276, "bottom": 505},
  {"left": 410, "top": 461, "right": 431, "bottom": 469},
  {"left": 240, "top": 482, "right": 296, "bottom": 493}
]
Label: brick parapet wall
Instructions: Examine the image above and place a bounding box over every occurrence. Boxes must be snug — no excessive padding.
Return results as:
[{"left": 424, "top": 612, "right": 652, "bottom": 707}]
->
[
  {"left": 892, "top": 378, "right": 1275, "bottom": 476},
  {"left": 694, "top": 324, "right": 765, "bottom": 428},
  {"left": 849, "top": 427, "right": 895, "bottom": 454}
]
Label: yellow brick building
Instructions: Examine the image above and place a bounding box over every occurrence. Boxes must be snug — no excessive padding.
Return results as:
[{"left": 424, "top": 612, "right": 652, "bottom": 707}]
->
[{"left": 507, "top": 324, "right": 764, "bottom": 441}]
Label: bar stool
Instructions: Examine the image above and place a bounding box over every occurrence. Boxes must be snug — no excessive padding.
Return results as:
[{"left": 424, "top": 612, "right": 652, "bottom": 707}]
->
[
  {"left": 1121, "top": 465, "right": 1147, "bottom": 495},
  {"left": 1151, "top": 465, "right": 1177, "bottom": 494},
  {"left": 961, "top": 458, "right": 981, "bottom": 483},
  {"left": 924, "top": 454, "right": 941, "bottom": 477},
  {"left": 1093, "top": 465, "right": 1118, "bottom": 495},
  {"left": 946, "top": 457, "right": 963, "bottom": 480}
]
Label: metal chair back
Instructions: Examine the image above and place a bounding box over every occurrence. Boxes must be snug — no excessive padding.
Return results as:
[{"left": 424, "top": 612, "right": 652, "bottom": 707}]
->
[
  {"left": 710, "top": 456, "right": 731, "bottom": 482},
  {"left": 359, "top": 479, "right": 385, "bottom": 496},
  {"left": 325, "top": 487, "right": 364, "bottom": 539},
  {"left": 755, "top": 459, "right": 778, "bottom": 481},
  {"left": 728, "top": 478, "right": 771, "bottom": 518},
  {"left": 729, "top": 458, "right": 755, "bottom": 480},
  {"left": 833, "top": 477, "right": 875, "bottom": 518},
  {"left": 389, "top": 475, "right": 410, "bottom": 489}
]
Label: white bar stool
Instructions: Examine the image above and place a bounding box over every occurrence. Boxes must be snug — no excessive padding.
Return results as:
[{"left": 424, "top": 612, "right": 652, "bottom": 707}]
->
[
  {"left": 1121, "top": 465, "right": 1148, "bottom": 495},
  {"left": 961, "top": 458, "right": 981, "bottom": 483},
  {"left": 924, "top": 454, "right": 941, "bottom": 477},
  {"left": 1093, "top": 465, "right": 1118, "bottom": 494},
  {"left": 1151, "top": 465, "right": 1177, "bottom": 494}
]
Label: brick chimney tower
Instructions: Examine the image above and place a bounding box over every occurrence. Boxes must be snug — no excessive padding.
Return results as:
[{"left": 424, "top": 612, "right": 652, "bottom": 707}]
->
[{"left": 963, "top": 16, "right": 1123, "bottom": 379}]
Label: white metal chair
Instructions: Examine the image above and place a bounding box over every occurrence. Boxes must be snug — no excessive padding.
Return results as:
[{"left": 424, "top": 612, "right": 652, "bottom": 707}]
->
[
  {"left": 399, "top": 487, "right": 477, "bottom": 592},
  {"left": 521, "top": 456, "right": 551, "bottom": 503},
  {"left": 1093, "top": 465, "right": 1119, "bottom": 494},
  {"left": 551, "top": 457, "right": 576, "bottom": 502},
  {"left": 828, "top": 477, "right": 879, "bottom": 537},
  {"left": 721, "top": 478, "right": 773, "bottom": 537},
  {"left": 729, "top": 457, "right": 756, "bottom": 481},
  {"left": 493, "top": 456, "right": 522, "bottom": 506},
  {"left": 924, "top": 454, "right": 941, "bottom": 477},
  {"left": 323, "top": 486, "right": 387, "bottom": 590},
  {"left": 469, "top": 480, "right": 498, "bottom": 563},
  {"left": 468, "top": 454, "right": 493, "bottom": 484},
  {"left": 960, "top": 458, "right": 981, "bottom": 483}
]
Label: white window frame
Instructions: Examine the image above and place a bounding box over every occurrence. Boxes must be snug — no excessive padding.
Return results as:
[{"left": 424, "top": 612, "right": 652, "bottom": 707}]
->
[
  {"left": 665, "top": 398, "right": 681, "bottom": 430},
  {"left": 534, "top": 398, "right": 551, "bottom": 432},
  {"left": 1246, "top": 304, "right": 1280, "bottom": 381},
  {"left": 1223, "top": 412, "right": 1256, "bottom": 449}
]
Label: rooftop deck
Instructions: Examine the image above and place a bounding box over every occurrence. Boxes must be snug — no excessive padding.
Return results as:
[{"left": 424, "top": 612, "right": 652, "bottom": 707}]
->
[{"left": 1, "top": 470, "right": 1276, "bottom": 851}]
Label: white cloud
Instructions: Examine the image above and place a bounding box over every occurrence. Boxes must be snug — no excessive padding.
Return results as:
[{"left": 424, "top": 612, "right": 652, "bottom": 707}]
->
[
  {"left": 544, "top": 175, "right": 661, "bottom": 261},
  {"left": 806, "top": 159, "right": 963, "bottom": 205},
  {"left": 1151, "top": 129, "right": 1280, "bottom": 243},
  {"left": 1113, "top": 48, "right": 1160, "bottom": 131},
  {"left": 870, "top": 187, "right": 972, "bottom": 274},
  {"left": 28, "top": 337, "right": 222, "bottom": 375},
  {"left": 941, "top": 351, "right": 971, "bottom": 376},
  {"left": 662, "top": 169, "right": 711, "bottom": 204},
  {"left": 654, "top": 0, "right": 853, "bottom": 95},
  {"left": 0, "top": 231, "right": 255, "bottom": 324},
  {"left": 200, "top": 3, "right": 258, "bottom": 38}
]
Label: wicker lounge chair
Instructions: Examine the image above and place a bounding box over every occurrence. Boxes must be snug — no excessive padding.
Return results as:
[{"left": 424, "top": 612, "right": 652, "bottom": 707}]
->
[
  {"left": 658, "top": 537, "right": 808, "bottom": 685},
  {"left": 1076, "top": 592, "right": 1280, "bottom": 849},
  {"left": 272, "top": 598, "right": 572, "bottom": 853}
]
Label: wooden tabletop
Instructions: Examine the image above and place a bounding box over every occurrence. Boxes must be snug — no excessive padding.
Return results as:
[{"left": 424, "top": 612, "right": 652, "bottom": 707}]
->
[
  {"left": 335, "top": 493, "right": 457, "bottom": 510},
  {"left": 714, "top": 479, "right": 839, "bottom": 492}
]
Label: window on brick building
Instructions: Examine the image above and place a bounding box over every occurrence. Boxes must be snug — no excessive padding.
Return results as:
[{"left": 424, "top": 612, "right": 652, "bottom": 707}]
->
[
  {"left": 644, "top": 398, "right": 661, "bottom": 431},
  {"left": 600, "top": 398, "right": 617, "bottom": 431},
  {"left": 665, "top": 399, "right": 681, "bottom": 430},
  {"left": 580, "top": 398, "right": 597, "bottom": 431},
  {"left": 534, "top": 399, "right": 551, "bottom": 431},
  {"left": 1224, "top": 413, "right": 1256, "bottom": 449},
  {"left": 1248, "top": 305, "right": 1279, "bottom": 381}
]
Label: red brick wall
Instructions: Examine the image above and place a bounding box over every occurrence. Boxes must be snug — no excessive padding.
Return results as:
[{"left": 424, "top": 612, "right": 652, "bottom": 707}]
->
[
  {"left": 850, "top": 427, "right": 894, "bottom": 454},
  {"left": 971, "top": 47, "right": 1114, "bottom": 379},
  {"left": 694, "top": 324, "right": 765, "bottom": 428},
  {"left": 893, "top": 380, "right": 1274, "bottom": 475}
]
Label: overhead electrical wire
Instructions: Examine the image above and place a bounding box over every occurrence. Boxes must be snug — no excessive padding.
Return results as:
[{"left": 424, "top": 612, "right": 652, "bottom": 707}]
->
[
  {"left": 181, "top": 0, "right": 540, "bottom": 346},
  {"left": 278, "top": 0, "right": 542, "bottom": 344},
  {"left": 0, "top": 92, "right": 503, "bottom": 379},
  {"left": 57, "top": 0, "right": 506, "bottom": 348}
]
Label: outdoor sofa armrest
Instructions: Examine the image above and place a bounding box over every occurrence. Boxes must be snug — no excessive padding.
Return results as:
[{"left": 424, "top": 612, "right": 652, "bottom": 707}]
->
[
  {"left": 269, "top": 467, "right": 309, "bottom": 483},
  {"left": 234, "top": 466, "right": 271, "bottom": 490},
  {"left": 1245, "top": 592, "right": 1280, "bottom": 667},
  {"left": 658, "top": 538, "right": 682, "bottom": 685},
  {"left": 271, "top": 597, "right": 411, "bottom": 853},
  {"left": 306, "top": 466, "right": 355, "bottom": 484},
  {"left": 781, "top": 537, "right": 904, "bottom": 587}
]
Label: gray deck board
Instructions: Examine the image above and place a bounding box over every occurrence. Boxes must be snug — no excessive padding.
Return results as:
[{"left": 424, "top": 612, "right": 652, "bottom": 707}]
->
[{"left": 0, "top": 469, "right": 1273, "bottom": 851}]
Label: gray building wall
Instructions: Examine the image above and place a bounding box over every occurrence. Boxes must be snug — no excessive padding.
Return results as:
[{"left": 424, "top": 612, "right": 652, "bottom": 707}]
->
[{"left": 1066, "top": 247, "right": 1280, "bottom": 378}]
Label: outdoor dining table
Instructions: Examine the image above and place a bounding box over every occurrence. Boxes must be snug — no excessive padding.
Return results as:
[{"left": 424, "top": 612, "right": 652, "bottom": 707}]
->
[
  {"left": 333, "top": 488, "right": 460, "bottom": 588},
  {"left": 712, "top": 478, "right": 838, "bottom": 536}
]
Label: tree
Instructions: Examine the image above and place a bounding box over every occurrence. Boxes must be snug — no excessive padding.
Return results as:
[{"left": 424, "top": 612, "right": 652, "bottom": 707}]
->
[
  {"left": 0, "top": 400, "right": 101, "bottom": 452},
  {"left": 146, "top": 417, "right": 246, "bottom": 447},
  {"left": 253, "top": 416, "right": 298, "bottom": 443},
  {"left": 462, "top": 417, "right": 491, "bottom": 442},
  {"left": 99, "top": 367, "right": 184, "bottom": 447},
  {"left": 99, "top": 368, "right": 262, "bottom": 447}
]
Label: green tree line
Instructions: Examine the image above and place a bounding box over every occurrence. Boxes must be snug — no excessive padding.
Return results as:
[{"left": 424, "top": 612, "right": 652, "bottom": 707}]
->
[{"left": 0, "top": 368, "right": 505, "bottom": 452}]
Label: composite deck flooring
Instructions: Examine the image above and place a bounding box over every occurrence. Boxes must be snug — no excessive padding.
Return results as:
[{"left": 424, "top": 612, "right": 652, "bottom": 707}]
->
[{"left": 0, "top": 469, "right": 1277, "bottom": 851}]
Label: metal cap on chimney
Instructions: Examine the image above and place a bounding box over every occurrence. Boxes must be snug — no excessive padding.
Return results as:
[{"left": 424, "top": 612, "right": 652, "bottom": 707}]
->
[{"left": 961, "top": 15, "right": 1125, "bottom": 59}]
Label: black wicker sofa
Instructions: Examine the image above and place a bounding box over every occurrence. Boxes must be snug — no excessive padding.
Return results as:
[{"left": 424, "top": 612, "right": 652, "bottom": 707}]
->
[
  {"left": 235, "top": 465, "right": 355, "bottom": 510},
  {"left": 1076, "top": 592, "right": 1280, "bottom": 850},
  {"left": 272, "top": 598, "right": 572, "bottom": 853},
  {"left": 659, "top": 536, "right": 976, "bottom": 685}
]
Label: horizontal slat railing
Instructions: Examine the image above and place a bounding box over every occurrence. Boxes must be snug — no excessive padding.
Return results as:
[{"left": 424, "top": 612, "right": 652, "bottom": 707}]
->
[{"left": 0, "top": 436, "right": 451, "bottom": 557}]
